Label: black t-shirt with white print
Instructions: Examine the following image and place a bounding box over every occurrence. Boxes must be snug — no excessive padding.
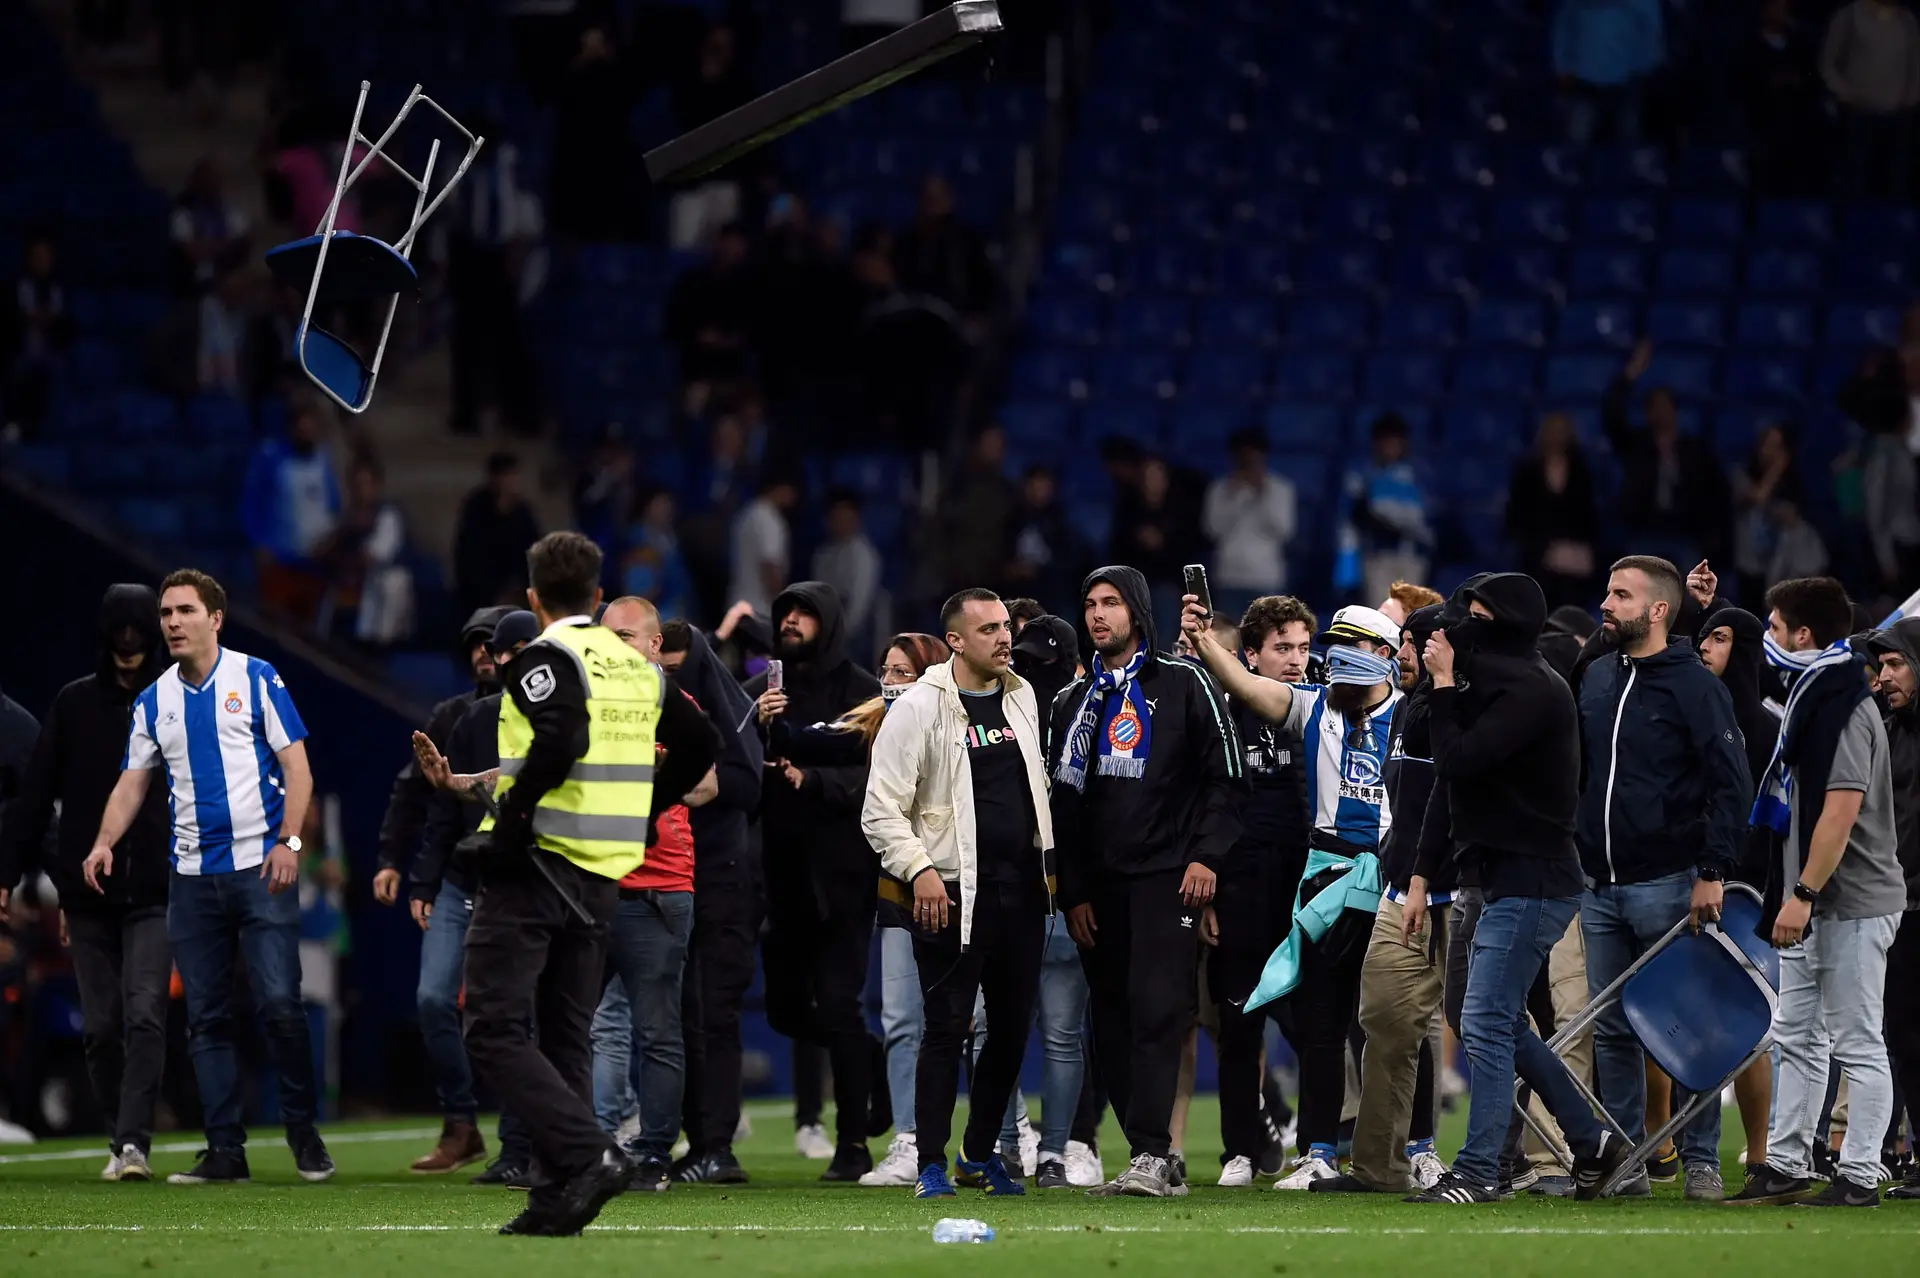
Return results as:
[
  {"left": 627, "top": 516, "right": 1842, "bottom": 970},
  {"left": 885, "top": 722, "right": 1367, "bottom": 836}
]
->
[{"left": 960, "top": 687, "right": 1038, "bottom": 886}]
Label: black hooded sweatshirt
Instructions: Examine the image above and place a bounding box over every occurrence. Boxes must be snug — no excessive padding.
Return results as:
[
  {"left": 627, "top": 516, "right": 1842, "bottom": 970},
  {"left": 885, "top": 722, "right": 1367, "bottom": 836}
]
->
[
  {"left": 1048, "top": 566, "right": 1243, "bottom": 905},
  {"left": 675, "top": 624, "right": 764, "bottom": 895},
  {"left": 1867, "top": 618, "right": 1920, "bottom": 910},
  {"left": 0, "top": 584, "right": 172, "bottom": 912},
  {"left": 1382, "top": 604, "right": 1455, "bottom": 898},
  {"left": 744, "top": 582, "right": 882, "bottom": 893},
  {"left": 1697, "top": 606, "right": 1779, "bottom": 789},
  {"left": 1428, "top": 573, "right": 1585, "bottom": 901}
]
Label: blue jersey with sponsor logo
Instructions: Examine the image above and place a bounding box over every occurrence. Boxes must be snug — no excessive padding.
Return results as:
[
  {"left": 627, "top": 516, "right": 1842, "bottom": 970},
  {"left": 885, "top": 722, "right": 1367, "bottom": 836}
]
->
[{"left": 1281, "top": 684, "right": 1402, "bottom": 852}]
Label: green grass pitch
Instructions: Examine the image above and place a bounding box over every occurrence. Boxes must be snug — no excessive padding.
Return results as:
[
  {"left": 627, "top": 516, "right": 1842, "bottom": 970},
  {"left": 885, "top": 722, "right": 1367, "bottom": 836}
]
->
[{"left": 3, "top": 1099, "right": 1914, "bottom": 1276}]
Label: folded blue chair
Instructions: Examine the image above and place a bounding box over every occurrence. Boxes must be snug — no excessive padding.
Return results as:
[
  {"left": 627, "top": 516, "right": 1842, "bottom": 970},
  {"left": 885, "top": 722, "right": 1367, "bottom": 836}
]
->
[
  {"left": 1184, "top": 349, "right": 1270, "bottom": 400},
  {"left": 1558, "top": 297, "right": 1640, "bottom": 350},
  {"left": 1273, "top": 350, "right": 1357, "bottom": 398},
  {"left": 1491, "top": 193, "right": 1571, "bottom": 243},
  {"left": 1544, "top": 352, "right": 1618, "bottom": 399},
  {"left": 1095, "top": 348, "right": 1180, "bottom": 400},
  {"left": 1201, "top": 295, "right": 1282, "bottom": 346},
  {"left": 1578, "top": 195, "right": 1658, "bottom": 244},
  {"left": 1289, "top": 294, "right": 1373, "bottom": 346},
  {"left": 1297, "top": 245, "right": 1383, "bottom": 292},
  {"left": 1364, "top": 350, "right": 1447, "bottom": 399},
  {"left": 1644, "top": 349, "right": 1720, "bottom": 398},
  {"left": 1658, "top": 248, "right": 1736, "bottom": 294},
  {"left": 1528, "top": 884, "right": 1777, "bottom": 1196},
  {"left": 1755, "top": 200, "right": 1834, "bottom": 246},
  {"left": 1400, "top": 193, "right": 1484, "bottom": 244},
  {"left": 1666, "top": 196, "right": 1743, "bottom": 244},
  {"left": 1026, "top": 294, "right": 1105, "bottom": 348},
  {"left": 1393, "top": 244, "right": 1473, "bottom": 294},
  {"left": 1379, "top": 295, "right": 1463, "bottom": 347},
  {"left": 1479, "top": 247, "right": 1564, "bottom": 297},
  {"left": 1111, "top": 294, "right": 1195, "bottom": 347},
  {"left": 1453, "top": 347, "right": 1540, "bottom": 398},
  {"left": 1734, "top": 301, "right": 1816, "bottom": 349},
  {"left": 1646, "top": 299, "right": 1727, "bottom": 347},
  {"left": 1831, "top": 251, "right": 1911, "bottom": 294},
  {"left": 1264, "top": 402, "right": 1345, "bottom": 453},
  {"left": 1570, "top": 246, "right": 1648, "bottom": 295},
  {"left": 1825, "top": 301, "right": 1903, "bottom": 349},
  {"left": 1745, "top": 248, "right": 1824, "bottom": 295},
  {"left": 1724, "top": 353, "right": 1808, "bottom": 400},
  {"left": 1470, "top": 296, "right": 1548, "bottom": 348}
]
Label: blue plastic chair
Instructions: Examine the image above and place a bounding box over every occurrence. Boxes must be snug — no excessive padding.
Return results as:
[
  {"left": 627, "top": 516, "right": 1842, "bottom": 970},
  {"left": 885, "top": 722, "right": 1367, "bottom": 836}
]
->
[
  {"left": 1470, "top": 297, "right": 1548, "bottom": 348},
  {"left": 1558, "top": 298, "right": 1639, "bottom": 351},
  {"left": 1734, "top": 302, "right": 1816, "bottom": 349},
  {"left": 1289, "top": 295, "right": 1373, "bottom": 346},
  {"left": 1379, "top": 295, "right": 1463, "bottom": 347},
  {"left": 1646, "top": 299, "right": 1727, "bottom": 347}
]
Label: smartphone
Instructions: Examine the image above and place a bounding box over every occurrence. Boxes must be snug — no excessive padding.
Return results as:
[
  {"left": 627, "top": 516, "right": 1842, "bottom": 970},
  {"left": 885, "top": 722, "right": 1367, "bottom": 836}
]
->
[
  {"left": 1183, "top": 563, "right": 1213, "bottom": 617},
  {"left": 766, "top": 659, "right": 784, "bottom": 692}
]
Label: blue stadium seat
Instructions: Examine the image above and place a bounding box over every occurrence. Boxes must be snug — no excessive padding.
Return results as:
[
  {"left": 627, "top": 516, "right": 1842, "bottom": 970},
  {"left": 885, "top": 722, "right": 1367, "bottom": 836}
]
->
[
  {"left": 1589, "top": 145, "right": 1668, "bottom": 191},
  {"left": 1400, "top": 193, "right": 1484, "bottom": 243},
  {"left": 1491, "top": 193, "right": 1570, "bottom": 243},
  {"left": 1026, "top": 294, "right": 1105, "bottom": 347},
  {"left": 1453, "top": 348, "right": 1540, "bottom": 398},
  {"left": 1646, "top": 299, "right": 1727, "bottom": 347},
  {"left": 1172, "top": 399, "right": 1250, "bottom": 450},
  {"left": 186, "top": 392, "right": 251, "bottom": 444},
  {"left": 1272, "top": 454, "right": 1333, "bottom": 499},
  {"left": 1713, "top": 401, "right": 1797, "bottom": 466},
  {"left": 1111, "top": 294, "right": 1195, "bottom": 347},
  {"left": 1184, "top": 349, "right": 1270, "bottom": 399},
  {"left": 1478, "top": 247, "right": 1563, "bottom": 297},
  {"left": 1558, "top": 298, "right": 1639, "bottom": 350},
  {"left": 1723, "top": 353, "right": 1808, "bottom": 400},
  {"left": 1509, "top": 144, "right": 1584, "bottom": 191},
  {"left": 1470, "top": 297, "right": 1548, "bottom": 348},
  {"left": 1000, "top": 399, "right": 1075, "bottom": 446},
  {"left": 1813, "top": 349, "right": 1865, "bottom": 399},
  {"left": 1297, "top": 245, "right": 1383, "bottom": 291},
  {"left": 68, "top": 337, "right": 123, "bottom": 389},
  {"left": 1140, "top": 243, "right": 1220, "bottom": 295},
  {"left": 1274, "top": 350, "right": 1357, "bottom": 397},
  {"left": 1288, "top": 295, "right": 1373, "bottom": 346},
  {"left": 1831, "top": 251, "right": 1912, "bottom": 294},
  {"left": 1569, "top": 246, "right": 1648, "bottom": 294},
  {"left": 1250, "top": 138, "right": 1324, "bottom": 186},
  {"left": 1845, "top": 204, "right": 1920, "bottom": 245},
  {"left": 1825, "top": 301, "right": 1903, "bottom": 349},
  {"left": 1755, "top": 200, "right": 1833, "bottom": 245},
  {"left": 1393, "top": 244, "right": 1472, "bottom": 294},
  {"left": 1675, "top": 146, "right": 1749, "bottom": 193},
  {"left": 1734, "top": 301, "right": 1816, "bottom": 349},
  {"left": 1219, "top": 244, "right": 1293, "bottom": 294},
  {"left": 1096, "top": 349, "right": 1181, "bottom": 399},
  {"left": 1319, "top": 192, "right": 1397, "bottom": 242},
  {"left": 1010, "top": 349, "right": 1087, "bottom": 398},
  {"left": 1665, "top": 196, "right": 1743, "bottom": 243},
  {"left": 1544, "top": 353, "right": 1618, "bottom": 399},
  {"left": 1657, "top": 248, "right": 1736, "bottom": 294},
  {"left": 1431, "top": 138, "right": 1499, "bottom": 188},
  {"left": 1048, "top": 241, "right": 1115, "bottom": 292},
  {"left": 1442, "top": 402, "right": 1526, "bottom": 452},
  {"left": 113, "top": 390, "right": 178, "bottom": 441},
  {"left": 1364, "top": 350, "right": 1447, "bottom": 399},
  {"left": 1644, "top": 349, "right": 1720, "bottom": 398},
  {"left": 1081, "top": 401, "right": 1164, "bottom": 447},
  {"left": 1199, "top": 295, "right": 1282, "bottom": 346},
  {"left": 117, "top": 498, "right": 186, "bottom": 542},
  {"left": 1579, "top": 195, "right": 1658, "bottom": 244},
  {"left": 1379, "top": 296, "right": 1464, "bottom": 347},
  {"left": 1264, "top": 401, "right": 1345, "bottom": 453},
  {"left": 1745, "top": 248, "right": 1824, "bottom": 295}
]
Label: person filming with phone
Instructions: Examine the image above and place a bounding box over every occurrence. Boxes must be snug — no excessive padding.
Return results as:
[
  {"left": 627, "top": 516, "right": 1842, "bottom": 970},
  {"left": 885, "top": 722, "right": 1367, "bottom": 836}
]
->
[{"left": 747, "top": 582, "right": 885, "bottom": 1182}]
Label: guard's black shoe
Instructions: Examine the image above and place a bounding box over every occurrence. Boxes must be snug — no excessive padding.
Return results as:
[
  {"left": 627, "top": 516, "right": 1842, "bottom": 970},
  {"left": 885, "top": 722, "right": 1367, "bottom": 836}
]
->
[
  {"left": 1726, "top": 1164, "right": 1813, "bottom": 1205},
  {"left": 1801, "top": 1176, "right": 1879, "bottom": 1208},
  {"left": 547, "top": 1149, "right": 635, "bottom": 1234},
  {"left": 472, "top": 1157, "right": 530, "bottom": 1187},
  {"left": 1405, "top": 1170, "right": 1501, "bottom": 1204},
  {"left": 627, "top": 1158, "right": 671, "bottom": 1193},
  {"left": 1573, "top": 1131, "right": 1632, "bottom": 1202},
  {"left": 498, "top": 1205, "right": 564, "bottom": 1236},
  {"left": 167, "top": 1147, "right": 250, "bottom": 1185},
  {"left": 671, "top": 1150, "right": 749, "bottom": 1184},
  {"left": 290, "top": 1128, "right": 335, "bottom": 1182},
  {"left": 822, "top": 1142, "right": 874, "bottom": 1183}
]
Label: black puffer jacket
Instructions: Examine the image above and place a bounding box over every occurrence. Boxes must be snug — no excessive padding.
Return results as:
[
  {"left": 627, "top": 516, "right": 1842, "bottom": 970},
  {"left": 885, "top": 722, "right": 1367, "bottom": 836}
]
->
[
  {"left": 746, "top": 582, "right": 884, "bottom": 894},
  {"left": 0, "top": 585, "right": 171, "bottom": 912},
  {"left": 1867, "top": 618, "right": 1920, "bottom": 909}
]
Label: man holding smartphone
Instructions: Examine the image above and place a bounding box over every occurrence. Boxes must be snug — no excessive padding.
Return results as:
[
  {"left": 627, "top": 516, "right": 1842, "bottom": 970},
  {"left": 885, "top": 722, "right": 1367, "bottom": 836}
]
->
[{"left": 1051, "top": 566, "right": 1243, "bottom": 1198}]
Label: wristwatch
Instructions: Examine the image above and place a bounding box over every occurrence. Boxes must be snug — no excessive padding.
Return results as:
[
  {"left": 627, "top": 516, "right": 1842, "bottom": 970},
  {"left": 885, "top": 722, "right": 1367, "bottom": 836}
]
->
[
  {"left": 1696, "top": 867, "right": 1723, "bottom": 883},
  {"left": 277, "top": 835, "right": 303, "bottom": 854},
  {"left": 1791, "top": 880, "right": 1819, "bottom": 904}
]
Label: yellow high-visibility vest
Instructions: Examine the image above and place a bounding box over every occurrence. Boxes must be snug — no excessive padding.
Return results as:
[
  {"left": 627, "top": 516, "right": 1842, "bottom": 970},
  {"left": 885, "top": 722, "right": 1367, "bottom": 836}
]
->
[{"left": 480, "top": 620, "right": 661, "bottom": 879}]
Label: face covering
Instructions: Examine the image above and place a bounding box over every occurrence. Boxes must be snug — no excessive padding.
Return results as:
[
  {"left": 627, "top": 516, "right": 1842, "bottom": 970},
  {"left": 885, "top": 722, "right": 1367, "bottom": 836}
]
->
[
  {"left": 881, "top": 683, "right": 911, "bottom": 703},
  {"left": 1325, "top": 645, "right": 1398, "bottom": 687},
  {"left": 1763, "top": 630, "right": 1830, "bottom": 674}
]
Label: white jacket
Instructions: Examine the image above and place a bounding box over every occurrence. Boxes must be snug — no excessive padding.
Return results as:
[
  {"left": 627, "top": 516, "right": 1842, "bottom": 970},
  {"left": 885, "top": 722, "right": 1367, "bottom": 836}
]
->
[{"left": 861, "top": 658, "right": 1055, "bottom": 947}]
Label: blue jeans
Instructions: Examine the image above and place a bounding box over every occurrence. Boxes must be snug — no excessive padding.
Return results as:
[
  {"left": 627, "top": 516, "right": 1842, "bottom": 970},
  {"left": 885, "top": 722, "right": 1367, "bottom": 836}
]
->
[
  {"left": 977, "top": 921, "right": 1087, "bottom": 1158},
  {"left": 1457, "top": 895, "right": 1602, "bottom": 1185},
  {"left": 590, "top": 891, "right": 694, "bottom": 1161},
  {"left": 1582, "top": 871, "right": 1721, "bottom": 1169},
  {"left": 879, "top": 927, "right": 922, "bottom": 1135},
  {"left": 167, "top": 868, "right": 317, "bottom": 1149},
  {"left": 417, "top": 881, "right": 478, "bottom": 1123}
]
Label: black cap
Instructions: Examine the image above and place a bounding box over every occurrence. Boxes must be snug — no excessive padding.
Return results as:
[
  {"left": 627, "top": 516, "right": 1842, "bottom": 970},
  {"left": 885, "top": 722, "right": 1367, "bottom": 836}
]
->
[
  {"left": 487, "top": 610, "right": 542, "bottom": 654},
  {"left": 460, "top": 605, "right": 514, "bottom": 649},
  {"left": 1014, "top": 615, "right": 1077, "bottom": 664}
]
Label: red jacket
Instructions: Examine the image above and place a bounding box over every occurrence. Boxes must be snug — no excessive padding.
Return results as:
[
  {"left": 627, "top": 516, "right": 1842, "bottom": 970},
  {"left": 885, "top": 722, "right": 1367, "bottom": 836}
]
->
[{"left": 622, "top": 686, "right": 700, "bottom": 893}]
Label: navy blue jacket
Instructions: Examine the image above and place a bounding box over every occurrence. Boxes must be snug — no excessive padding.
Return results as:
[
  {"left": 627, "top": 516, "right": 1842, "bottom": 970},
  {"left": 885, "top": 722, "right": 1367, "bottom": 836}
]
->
[{"left": 1575, "top": 638, "right": 1754, "bottom": 887}]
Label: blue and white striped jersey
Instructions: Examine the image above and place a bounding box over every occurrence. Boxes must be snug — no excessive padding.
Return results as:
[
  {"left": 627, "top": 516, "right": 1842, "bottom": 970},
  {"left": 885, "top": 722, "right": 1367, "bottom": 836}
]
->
[
  {"left": 124, "top": 649, "right": 308, "bottom": 875},
  {"left": 1282, "top": 683, "right": 1403, "bottom": 852}
]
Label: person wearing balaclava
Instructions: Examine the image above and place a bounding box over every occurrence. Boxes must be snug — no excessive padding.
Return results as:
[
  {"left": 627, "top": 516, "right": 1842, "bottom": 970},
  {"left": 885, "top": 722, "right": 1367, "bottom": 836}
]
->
[
  {"left": 1183, "top": 594, "right": 1402, "bottom": 1191},
  {"left": 1865, "top": 620, "right": 1920, "bottom": 1200},
  {"left": 1404, "top": 572, "right": 1625, "bottom": 1204},
  {"left": 1695, "top": 603, "right": 1784, "bottom": 1185},
  {"left": 0, "top": 584, "right": 171, "bottom": 1181},
  {"left": 746, "top": 582, "right": 884, "bottom": 1182},
  {"left": 1055, "top": 567, "right": 1241, "bottom": 1198}
]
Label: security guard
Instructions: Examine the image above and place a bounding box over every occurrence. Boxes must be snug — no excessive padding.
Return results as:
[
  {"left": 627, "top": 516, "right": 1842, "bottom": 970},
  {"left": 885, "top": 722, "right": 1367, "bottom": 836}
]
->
[{"left": 461, "top": 531, "right": 719, "bottom": 1237}]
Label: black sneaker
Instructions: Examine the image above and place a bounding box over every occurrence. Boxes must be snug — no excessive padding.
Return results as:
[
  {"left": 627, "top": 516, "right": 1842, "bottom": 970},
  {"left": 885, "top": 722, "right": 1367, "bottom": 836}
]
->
[
  {"left": 1573, "top": 1131, "right": 1633, "bottom": 1202},
  {"left": 1406, "top": 1169, "right": 1501, "bottom": 1204},
  {"left": 1311, "top": 1174, "right": 1392, "bottom": 1193},
  {"left": 1036, "top": 1158, "right": 1071, "bottom": 1190},
  {"left": 472, "top": 1157, "right": 530, "bottom": 1187},
  {"left": 167, "top": 1147, "right": 250, "bottom": 1185},
  {"left": 1647, "top": 1149, "right": 1681, "bottom": 1183},
  {"left": 1725, "top": 1163, "right": 1813, "bottom": 1205},
  {"left": 627, "top": 1158, "right": 671, "bottom": 1193},
  {"left": 290, "top": 1128, "right": 335, "bottom": 1182},
  {"left": 1889, "top": 1167, "right": 1920, "bottom": 1201},
  {"left": 546, "top": 1149, "right": 635, "bottom": 1235},
  {"left": 1801, "top": 1176, "right": 1879, "bottom": 1208},
  {"left": 822, "top": 1143, "right": 873, "bottom": 1183},
  {"left": 498, "top": 1205, "right": 565, "bottom": 1236},
  {"left": 671, "top": 1150, "right": 749, "bottom": 1184}
]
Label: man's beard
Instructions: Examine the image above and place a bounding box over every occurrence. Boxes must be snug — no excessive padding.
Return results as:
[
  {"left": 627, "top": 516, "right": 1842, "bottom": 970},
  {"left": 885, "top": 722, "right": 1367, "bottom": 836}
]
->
[
  {"left": 1092, "top": 628, "right": 1134, "bottom": 660},
  {"left": 778, "top": 632, "right": 817, "bottom": 662},
  {"left": 1327, "top": 681, "right": 1378, "bottom": 718},
  {"left": 1607, "top": 612, "right": 1651, "bottom": 649}
]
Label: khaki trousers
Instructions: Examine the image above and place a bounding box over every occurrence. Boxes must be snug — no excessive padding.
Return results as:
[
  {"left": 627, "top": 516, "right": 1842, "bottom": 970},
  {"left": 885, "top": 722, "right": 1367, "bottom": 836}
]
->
[{"left": 1349, "top": 897, "right": 1445, "bottom": 1190}]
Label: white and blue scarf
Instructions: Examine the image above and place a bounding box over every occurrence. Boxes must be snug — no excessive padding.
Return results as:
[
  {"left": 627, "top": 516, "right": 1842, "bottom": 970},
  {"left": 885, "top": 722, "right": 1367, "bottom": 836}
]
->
[
  {"left": 1055, "top": 649, "right": 1152, "bottom": 792},
  {"left": 1751, "top": 636, "right": 1856, "bottom": 835}
]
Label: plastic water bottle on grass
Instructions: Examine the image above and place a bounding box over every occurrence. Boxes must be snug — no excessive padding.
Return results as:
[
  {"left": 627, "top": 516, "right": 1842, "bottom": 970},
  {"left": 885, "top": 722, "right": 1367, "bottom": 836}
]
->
[{"left": 932, "top": 1218, "right": 996, "bottom": 1244}]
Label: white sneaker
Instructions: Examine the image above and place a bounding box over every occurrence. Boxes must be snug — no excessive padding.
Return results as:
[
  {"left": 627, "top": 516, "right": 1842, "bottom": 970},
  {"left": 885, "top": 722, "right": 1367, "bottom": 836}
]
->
[
  {"left": 794, "top": 1122, "right": 835, "bottom": 1160},
  {"left": 1411, "top": 1150, "right": 1447, "bottom": 1191},
  {"left": 858, "top": 1132, "right": 918, "bottom": 1187},
  {"left": 1218, "top": 1154, "right": 1255, "bottom": 1188},
  {"left": 1064, "top": 1139, "right": 1105, "bottom": 1188},
  {"left": 0, "top": 1117, "right": 35, "bottom": 1144},
  {"left": 735, "top": 1112, "right": 753, "bottom": 1143},
  {"left": 1273, "top": 1153, "right": 1339, "bottom": 1190},
  {"left": 1011, "top": 1116, "right": 1040, "bottom": 1177},
  {"left": 101, "top": 1151, "right": 126, "bottom": 1182}
]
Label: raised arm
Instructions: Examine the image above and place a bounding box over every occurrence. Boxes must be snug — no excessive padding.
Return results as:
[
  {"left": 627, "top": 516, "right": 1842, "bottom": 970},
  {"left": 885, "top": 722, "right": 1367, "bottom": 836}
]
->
[{"left": 1184, "top": 595, "right": 1294, "bottom": 722}]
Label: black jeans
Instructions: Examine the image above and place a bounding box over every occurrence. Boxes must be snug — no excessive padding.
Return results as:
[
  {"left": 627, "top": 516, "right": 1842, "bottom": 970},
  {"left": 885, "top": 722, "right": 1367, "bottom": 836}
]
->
[
  {"left": 1210, "top": 867, "right": 1293, "bottom": 1161},
  {"left": 1883, "top": 908, "right": 1920, "bottom": 1155},
  {"left": 679, "top": 874, "right": 763, "bottom": 1157},
  {"left": 65, "top": 906, "right": 171, "bottom": 1155},
  {"left": 913, "top": 879, "right": 1047, "bottom": 1168},
  {"left": 762, "top": 869, "right": 876, "bottom": 1148},
  {"left": 1079, "top": 869, "right": 1200, "bottom": 1160},
  {"left": 1284, "top": 920, "right": 1367, "bottom": 1150},
  {"left": 463, "top": 852, "right": 620, "bottom": 1188}
]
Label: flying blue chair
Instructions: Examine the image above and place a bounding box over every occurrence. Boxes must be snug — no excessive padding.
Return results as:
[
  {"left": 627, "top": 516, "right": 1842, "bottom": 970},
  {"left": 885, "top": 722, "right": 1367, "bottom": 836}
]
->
[
  {"left": 1518, "top": 883, "right": 1778, "bottom": 1194},
  {"left": 264, "top": 81, "right": 484, "bottom": 413}
]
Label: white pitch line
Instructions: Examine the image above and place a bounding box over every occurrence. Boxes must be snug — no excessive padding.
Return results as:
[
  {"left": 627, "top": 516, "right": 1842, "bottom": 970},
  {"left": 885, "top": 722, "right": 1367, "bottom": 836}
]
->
[
  {"left": 0, "top": 1128, "right": 441, "bottom": 1166},
  {"left": 1, "top": 1223, "right": 1911, "bottom": 1237}
]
